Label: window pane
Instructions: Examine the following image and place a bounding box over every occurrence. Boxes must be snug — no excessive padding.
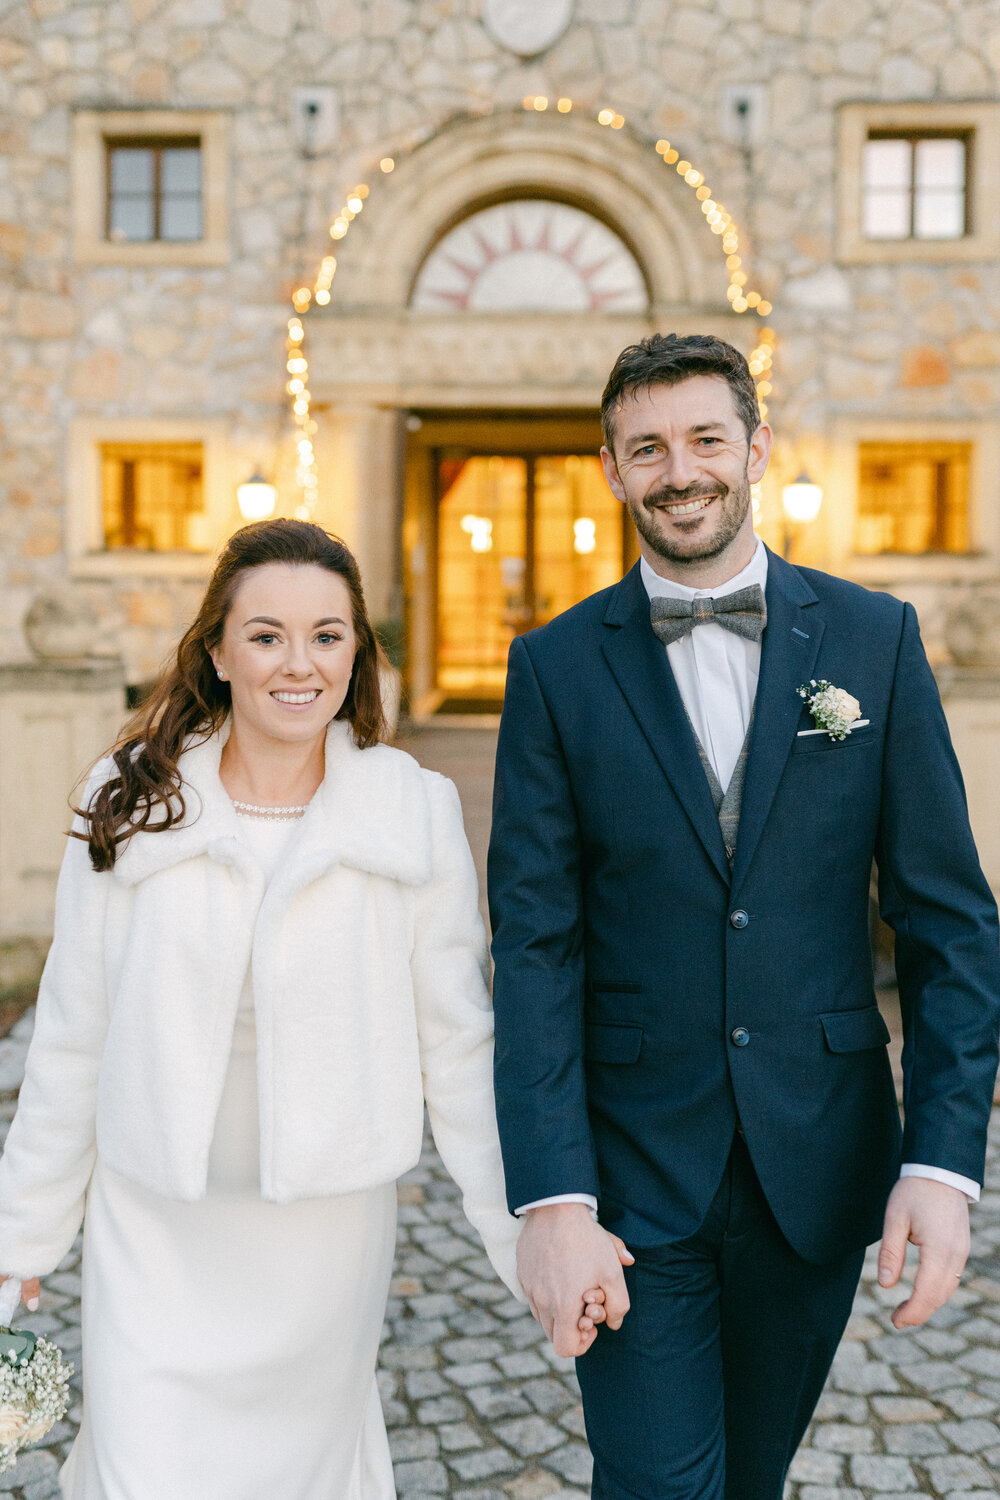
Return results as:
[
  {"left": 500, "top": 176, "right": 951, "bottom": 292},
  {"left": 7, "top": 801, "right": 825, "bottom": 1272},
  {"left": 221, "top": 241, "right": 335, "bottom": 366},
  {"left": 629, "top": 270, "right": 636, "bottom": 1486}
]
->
[
  {"left": 161, "top": 147, "right": 201, "bottom": 193},
  {"left": 109, "top": 147, "right": 154, "bottom": 192},
  {"left": 855, "top": 442, "right": 970, "bottom": 555},
  {"left": 436, "top": 456, "right": 527, "bottom": 701},
  {"left": 160, "top": 195, "right": 202, "bottom": 241},
  {"left": 101, "top": 442, "right": 205, "bottom": 551},
  {"left": 914, "top": 188, "right": 965, "bottom": 239},
  {"left": 109, "top": 196, "right": 155, "bottom": 242},
  {"left": 914, "top": 137, "right": 964, "bottom": 188},
  {"left": 863, "top": 139, "right": 911, "bottom": 189},
  {"left": 862, "top": 189, "right": 911, "bottom": 239},
  {"left": 533, "top": 456, "right": 624, "bottom": 626}
]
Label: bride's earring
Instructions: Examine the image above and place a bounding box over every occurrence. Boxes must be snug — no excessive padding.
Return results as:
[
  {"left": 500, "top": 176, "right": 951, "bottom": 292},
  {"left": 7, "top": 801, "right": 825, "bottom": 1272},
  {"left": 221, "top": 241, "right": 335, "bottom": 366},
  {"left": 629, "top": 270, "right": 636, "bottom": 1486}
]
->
[{"left": 217, "top": 668, "right": 226, "bottom": 680}]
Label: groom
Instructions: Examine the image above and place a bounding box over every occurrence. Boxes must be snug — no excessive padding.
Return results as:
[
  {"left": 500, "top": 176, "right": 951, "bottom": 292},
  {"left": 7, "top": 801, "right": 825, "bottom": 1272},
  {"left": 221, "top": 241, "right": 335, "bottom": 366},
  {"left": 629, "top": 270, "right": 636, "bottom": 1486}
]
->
[{"left": 487, "top": 333, "right": 1000, "bottom": 1499}]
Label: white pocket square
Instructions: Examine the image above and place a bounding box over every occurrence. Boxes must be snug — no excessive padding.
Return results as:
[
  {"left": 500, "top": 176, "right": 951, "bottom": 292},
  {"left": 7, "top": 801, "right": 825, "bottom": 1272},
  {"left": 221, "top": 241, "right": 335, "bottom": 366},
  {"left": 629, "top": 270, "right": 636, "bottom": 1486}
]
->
[{"left": 797, "top": 719, "right": 871, "bottom": 737}]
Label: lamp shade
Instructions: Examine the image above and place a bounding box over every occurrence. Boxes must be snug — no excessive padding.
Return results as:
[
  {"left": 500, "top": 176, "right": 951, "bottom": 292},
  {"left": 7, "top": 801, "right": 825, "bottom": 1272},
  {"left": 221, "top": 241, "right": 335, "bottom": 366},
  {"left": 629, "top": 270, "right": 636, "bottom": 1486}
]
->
[
  {"left": 237, "top": 473, "right": 277, "bottom": 520},
  {"left": 781, "top": 473, "right": 823, "bottom": 524}
]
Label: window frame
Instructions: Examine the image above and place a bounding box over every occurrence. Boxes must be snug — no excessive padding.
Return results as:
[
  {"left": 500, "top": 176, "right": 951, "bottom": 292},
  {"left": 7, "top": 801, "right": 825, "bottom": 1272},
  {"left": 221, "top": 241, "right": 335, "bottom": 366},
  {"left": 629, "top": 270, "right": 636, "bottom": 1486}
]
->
[
  {"left": 828, "top": 417, "right": 1000, "bottom": 585},
  {"left": 862, "top": 129, "right": 972, "bottom": 243},
  {"left": 68, "top": 417, "right": 234, "bottom": 580},
  {"left": 73, "top": 110, "right": 229, "bottom": 267},
  {"left": 854, "top": 439, "right": 972, "bottom": 557},
  {"left": 837, "top": 102, "right": 1000, "bottom": 265},
  {"left": 104, "top": 136, "right": 203, "bottom": 246}
]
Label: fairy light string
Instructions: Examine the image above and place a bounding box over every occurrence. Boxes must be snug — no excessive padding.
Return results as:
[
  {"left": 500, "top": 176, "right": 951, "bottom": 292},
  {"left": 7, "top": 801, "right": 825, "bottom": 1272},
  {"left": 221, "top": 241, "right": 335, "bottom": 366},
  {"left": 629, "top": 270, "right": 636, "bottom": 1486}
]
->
[{"left": 285, "top": 102, "right": 775, "bottom": 517}]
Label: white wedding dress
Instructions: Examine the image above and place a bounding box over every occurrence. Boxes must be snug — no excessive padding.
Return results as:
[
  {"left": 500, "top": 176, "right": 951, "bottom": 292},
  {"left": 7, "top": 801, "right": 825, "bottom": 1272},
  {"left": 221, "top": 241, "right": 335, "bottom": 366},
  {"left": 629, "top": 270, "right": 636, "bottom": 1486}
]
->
[{"left": 60, "top": 814, "right": 398, "bottom": 1500}]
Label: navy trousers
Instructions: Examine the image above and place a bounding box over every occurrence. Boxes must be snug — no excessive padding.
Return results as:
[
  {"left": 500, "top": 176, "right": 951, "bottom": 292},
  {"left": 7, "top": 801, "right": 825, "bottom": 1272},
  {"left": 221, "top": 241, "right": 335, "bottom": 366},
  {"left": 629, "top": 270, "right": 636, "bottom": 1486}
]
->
[{"left": 575, "top": 1135, "right": 865, "bottom": 1500}]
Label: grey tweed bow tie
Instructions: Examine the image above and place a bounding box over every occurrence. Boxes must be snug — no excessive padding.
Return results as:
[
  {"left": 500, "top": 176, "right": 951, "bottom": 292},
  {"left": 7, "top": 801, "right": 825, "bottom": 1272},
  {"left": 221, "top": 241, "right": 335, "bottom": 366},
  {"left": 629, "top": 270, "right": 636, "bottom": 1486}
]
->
[{"left": 650, "top": 584, "right": 767, "bottom": 646}]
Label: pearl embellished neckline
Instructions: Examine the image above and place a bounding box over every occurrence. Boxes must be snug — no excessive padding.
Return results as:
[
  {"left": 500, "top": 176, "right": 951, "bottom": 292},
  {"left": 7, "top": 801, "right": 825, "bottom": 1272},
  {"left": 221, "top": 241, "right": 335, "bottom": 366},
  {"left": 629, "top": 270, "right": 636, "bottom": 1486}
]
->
[{"left": 231, "top": 800, "right": 309, "bottom": 821}]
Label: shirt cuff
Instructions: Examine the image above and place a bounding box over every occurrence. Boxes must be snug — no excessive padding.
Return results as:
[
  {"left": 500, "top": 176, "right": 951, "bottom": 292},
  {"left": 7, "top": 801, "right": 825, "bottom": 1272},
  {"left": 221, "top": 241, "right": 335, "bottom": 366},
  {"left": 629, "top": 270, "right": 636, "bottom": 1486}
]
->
[
  {"left": 900, "top": 1163, "right": 980, "bottom": 1203},
  {"left": 515, "top": 1193, "right": 599, "bottom": 1218}
]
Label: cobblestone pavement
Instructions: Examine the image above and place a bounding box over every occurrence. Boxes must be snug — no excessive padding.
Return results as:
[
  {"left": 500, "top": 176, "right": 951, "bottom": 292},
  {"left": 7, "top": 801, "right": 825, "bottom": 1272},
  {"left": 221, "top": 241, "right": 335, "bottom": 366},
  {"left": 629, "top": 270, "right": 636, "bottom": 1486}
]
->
[{"left": 0, "top": 724, "right": 996, "bottom": 1498}]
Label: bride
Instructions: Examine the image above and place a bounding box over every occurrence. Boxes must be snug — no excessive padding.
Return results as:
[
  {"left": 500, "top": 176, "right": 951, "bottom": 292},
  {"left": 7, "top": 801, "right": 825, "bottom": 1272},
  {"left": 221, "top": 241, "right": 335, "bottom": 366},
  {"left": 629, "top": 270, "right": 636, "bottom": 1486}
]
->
[{"left": 0, "top": 518, "right": 531, "bottom": 1498}]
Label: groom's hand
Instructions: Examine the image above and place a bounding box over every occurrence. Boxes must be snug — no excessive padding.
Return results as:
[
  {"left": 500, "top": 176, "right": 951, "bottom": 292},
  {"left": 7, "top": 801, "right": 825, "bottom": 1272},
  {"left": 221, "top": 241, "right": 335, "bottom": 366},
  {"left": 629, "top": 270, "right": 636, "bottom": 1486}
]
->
[
  {"left": 517, "top": 1202, "right": 633, "bottom": 1358},
  {"left": 877, "top": 1177, "right": 970, "bottom": 1329}
]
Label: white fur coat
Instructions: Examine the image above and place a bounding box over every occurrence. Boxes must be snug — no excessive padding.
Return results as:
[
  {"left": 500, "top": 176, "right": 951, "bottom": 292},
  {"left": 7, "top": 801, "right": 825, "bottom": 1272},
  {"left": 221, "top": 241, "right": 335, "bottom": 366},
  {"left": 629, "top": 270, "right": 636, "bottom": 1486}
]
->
[{"left": 0, "top": 721, "right": 521, "bottom": 1295}]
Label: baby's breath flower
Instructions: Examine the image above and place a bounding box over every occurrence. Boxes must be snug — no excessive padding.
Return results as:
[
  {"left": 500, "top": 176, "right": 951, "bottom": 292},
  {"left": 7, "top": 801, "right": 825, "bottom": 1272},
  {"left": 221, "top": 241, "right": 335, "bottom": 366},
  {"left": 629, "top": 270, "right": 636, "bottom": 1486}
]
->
[
  {"left": 798, "top": 680, "right": 862, "bottom": 742},
  {"left": 0, "top": 1336, "right": 72, "bottom": 1474}
]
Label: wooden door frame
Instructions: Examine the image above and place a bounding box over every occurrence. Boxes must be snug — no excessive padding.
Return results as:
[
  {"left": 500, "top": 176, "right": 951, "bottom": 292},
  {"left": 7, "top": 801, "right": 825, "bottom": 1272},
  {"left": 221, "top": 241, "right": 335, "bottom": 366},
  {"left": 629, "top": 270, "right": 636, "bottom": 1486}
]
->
[{"left": 404, "top": 410, "right": 637, "bottom": 715}]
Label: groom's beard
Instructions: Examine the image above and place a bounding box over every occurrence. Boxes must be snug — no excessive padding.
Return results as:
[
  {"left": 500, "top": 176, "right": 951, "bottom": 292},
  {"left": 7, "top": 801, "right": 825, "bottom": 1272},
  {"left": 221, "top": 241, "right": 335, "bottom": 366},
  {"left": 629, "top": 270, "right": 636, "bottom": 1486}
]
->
[{"left": 626, "top": 471, "right": 752, "bottom": 565}]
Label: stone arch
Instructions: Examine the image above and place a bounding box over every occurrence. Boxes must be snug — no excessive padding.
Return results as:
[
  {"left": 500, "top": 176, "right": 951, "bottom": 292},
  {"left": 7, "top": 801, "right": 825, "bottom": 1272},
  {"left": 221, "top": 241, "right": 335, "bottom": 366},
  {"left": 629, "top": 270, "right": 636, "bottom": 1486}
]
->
[{"left": 328, "top": 111, "right": 724, "bottom": 314}]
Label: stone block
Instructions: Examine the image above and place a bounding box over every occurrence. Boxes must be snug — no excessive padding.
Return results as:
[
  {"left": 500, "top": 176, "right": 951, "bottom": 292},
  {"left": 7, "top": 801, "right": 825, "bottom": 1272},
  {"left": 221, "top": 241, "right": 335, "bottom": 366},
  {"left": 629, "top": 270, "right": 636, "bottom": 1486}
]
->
[
  {"left": 848, "top": 1454, "right": 917, "bottom": 1489},
  {"left": 873, "top": 1396, "right": 944, "bottom": 1422},
  {"left": 939, "top": 1419, "right": 1000, "bottom": 1453},
  {"left": 814, "top": 1424, "right": 875, "bottom": 1453},
  {"left": 789, "top": 1449, "right": 845, "bottom": 1484},
  {"left": 448, "top": 1447, "right": 519, "bottom": 1481},
  {"left": 15, "top": 291, "right": 75, "bottom": 339},
  {"left": 882, "top": 1422, "right": 948, "bottom": 1456},
  {"left": 925, "top": 1455, "right": 996, "bottom": 1491},
  {"left": 960, "top": 1348, "right": 1000, "bottom": 1379},
  {"left": 543, "top": 1445, "right": 593, "bottom": 1486},
  {"left": 900, "top": 346, "right": 950, "bottom": 388},
  {"left": 951, "top": 333, "right": 1000, "bottom": 369},
  {"left": 446, "top": 1361, "right": 502, "bottom": 1388},
  {"left": 493, "top": 1415, "right": 565, "bottom": 1456},
  {"left": 438, "top": 1422, "right": 482, "bottom": 1451},
  {"left": 175, "top": 57, "right": 245, "bottom": 102},
  {"left": 68, "top": 349, "right": 120, "bottom": 403},
  {"left": 0, "top": 222, "right": 27, "bottom": 263},
  {"left": 392, "top": 1457, "right": 449, "bottom": 1492}
]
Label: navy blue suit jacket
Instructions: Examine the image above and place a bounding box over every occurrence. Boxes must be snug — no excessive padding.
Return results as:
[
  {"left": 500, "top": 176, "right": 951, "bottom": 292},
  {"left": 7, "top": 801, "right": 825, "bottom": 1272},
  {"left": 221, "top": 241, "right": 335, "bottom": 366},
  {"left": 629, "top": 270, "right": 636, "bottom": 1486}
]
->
[{"left": 488, "top": 550, "right": 1000, "bottom": 1263}]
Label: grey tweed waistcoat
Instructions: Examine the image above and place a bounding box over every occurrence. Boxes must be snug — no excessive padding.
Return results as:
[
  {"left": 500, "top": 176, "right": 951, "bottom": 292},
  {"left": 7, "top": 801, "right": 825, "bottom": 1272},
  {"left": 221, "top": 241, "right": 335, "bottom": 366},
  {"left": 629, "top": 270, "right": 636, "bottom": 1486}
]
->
[{"left": 684, "top": 712, "right": 753, "bottom": 869}]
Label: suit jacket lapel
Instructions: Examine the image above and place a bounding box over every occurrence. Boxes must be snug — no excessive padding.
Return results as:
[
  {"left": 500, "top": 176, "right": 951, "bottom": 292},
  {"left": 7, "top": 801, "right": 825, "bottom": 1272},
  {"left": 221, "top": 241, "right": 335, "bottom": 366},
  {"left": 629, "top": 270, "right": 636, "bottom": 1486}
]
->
[
  {"left": 729, "top": 549, "right": 824, "bottom": 893},
  {"left": 602, "top": 564, "right": 730, "bottom": 885}
]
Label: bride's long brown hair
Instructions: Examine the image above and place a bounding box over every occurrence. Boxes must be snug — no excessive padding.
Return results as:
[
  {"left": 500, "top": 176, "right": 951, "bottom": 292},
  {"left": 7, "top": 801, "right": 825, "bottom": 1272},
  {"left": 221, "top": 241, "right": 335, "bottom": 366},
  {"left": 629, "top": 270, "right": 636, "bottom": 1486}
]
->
[{"left": 76, "top": 519, "right": 388, "bottom": 872}]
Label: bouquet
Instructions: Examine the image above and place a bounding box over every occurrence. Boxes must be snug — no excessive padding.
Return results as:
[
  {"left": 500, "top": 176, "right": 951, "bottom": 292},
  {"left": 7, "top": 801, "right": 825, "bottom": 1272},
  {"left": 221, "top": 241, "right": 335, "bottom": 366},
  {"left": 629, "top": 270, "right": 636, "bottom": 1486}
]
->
[{"left": 0, "top": 1277, "right": 73, "bottom": 1474}]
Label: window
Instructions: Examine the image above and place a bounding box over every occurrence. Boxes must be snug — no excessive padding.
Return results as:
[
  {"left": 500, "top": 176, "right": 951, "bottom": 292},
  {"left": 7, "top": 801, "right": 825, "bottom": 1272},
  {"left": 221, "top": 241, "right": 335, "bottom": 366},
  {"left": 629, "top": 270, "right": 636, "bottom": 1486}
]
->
[
  {"left": 837, "top": 103, "right": 1000, "bottom": 265},
  {"left": 73, "top": 111, "right": 229, "bottom": 267},
  {"left": 101, "top": 442, "right": 206, "bottom": 551},
  {"left": 855, "top": 442, "right": 970, "bottom": 555},
  {"left": 862, "top": 134, "right": 968, "bottom": 241},
  {"left": 106, "top": 139, "right": 202, "bottom": 244},
  {"left": 68, "top": 417, "right": 229, "bottom": 578}
]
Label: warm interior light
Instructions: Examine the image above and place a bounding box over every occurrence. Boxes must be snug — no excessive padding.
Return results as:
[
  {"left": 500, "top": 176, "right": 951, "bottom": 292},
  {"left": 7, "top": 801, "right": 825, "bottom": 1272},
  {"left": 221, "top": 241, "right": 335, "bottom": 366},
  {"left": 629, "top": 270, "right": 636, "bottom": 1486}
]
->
[
  {"left": 237, "top": 473, "right": 277, "bottom": 521},
  {"left": 460, "top": 514, "right": 493, "bottom": 552},
  {"left": 782, "top": 474, "right": 823, "bottom": 523},
  {"left": 573, "top": 518, "right": 597, "bottom": 554}
]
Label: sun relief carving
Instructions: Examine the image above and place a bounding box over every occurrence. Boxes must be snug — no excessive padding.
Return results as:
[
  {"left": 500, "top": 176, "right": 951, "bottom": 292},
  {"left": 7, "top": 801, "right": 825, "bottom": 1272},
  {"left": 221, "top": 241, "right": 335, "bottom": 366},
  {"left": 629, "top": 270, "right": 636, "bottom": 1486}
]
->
[{"left": 411, "top": 200, "right": 648, "bottom": 314}]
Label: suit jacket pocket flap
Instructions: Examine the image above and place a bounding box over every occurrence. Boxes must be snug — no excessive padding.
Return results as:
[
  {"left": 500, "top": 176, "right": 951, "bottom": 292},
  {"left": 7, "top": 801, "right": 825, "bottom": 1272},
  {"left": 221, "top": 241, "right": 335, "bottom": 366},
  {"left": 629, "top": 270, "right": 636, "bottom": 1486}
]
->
[
  {"left": 821, "top": 1006, "right": 890, "bottom": 1053},
  {"left": 585, "top": 1022, "right": 643, "bottom": 1064}
]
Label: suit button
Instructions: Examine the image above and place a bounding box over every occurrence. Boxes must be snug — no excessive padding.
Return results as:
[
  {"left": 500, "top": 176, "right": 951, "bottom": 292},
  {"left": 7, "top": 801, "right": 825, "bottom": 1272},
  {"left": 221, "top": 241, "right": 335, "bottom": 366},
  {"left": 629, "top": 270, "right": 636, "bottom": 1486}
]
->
[
  {"left": 730, "top": 1027, "right": 750, "bottom": 1047},
  {"left": 730, "top": 909, "right": 749, "bottom": 929}
]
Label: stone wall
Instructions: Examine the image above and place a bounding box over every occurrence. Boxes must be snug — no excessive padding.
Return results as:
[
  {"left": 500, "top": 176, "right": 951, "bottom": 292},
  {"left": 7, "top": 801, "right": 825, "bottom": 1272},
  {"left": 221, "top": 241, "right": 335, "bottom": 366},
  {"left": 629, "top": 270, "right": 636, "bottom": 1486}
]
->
[{"left": 1, "top": 0, "right": 999, "bottom": 678}]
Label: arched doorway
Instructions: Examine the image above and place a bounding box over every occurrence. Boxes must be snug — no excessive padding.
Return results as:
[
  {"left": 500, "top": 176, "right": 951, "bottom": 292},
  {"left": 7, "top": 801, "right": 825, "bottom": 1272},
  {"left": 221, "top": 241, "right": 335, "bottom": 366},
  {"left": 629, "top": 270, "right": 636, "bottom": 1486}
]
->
[
  {"left": 304, "top": 111, "right": 743, "bottom": 711},
  {"left": 410, "top": 198, "right": 646, "bottom": 709}
]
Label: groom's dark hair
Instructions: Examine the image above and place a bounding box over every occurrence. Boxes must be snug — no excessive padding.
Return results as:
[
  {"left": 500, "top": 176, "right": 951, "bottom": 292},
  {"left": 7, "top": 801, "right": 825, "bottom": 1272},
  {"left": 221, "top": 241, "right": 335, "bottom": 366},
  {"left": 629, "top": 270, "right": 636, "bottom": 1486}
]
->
[{"left": 601, "top": 333, "right": 761, "bottom": 455}]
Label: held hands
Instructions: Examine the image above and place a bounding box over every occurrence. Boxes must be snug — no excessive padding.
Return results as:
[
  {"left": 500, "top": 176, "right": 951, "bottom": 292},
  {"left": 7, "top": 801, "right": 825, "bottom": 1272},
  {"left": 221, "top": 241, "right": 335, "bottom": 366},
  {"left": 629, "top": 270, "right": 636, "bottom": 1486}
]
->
[
  {"left": 0, "top": 1276, "right": 39, "bottom": 1314},
  {"left": 878, "top": 1177, "right": 970, "bottom": 1330},
  {"left": 517, "top": 1202, "right": 634, "bottom": 1358}
]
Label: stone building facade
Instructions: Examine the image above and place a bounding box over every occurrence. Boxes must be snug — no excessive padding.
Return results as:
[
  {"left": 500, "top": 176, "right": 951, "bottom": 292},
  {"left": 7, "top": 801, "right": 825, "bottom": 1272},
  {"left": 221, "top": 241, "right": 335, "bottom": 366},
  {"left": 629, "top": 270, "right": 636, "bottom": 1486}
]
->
[{"left": 2, "top": 0, "right": 1000, "bottom": 941}]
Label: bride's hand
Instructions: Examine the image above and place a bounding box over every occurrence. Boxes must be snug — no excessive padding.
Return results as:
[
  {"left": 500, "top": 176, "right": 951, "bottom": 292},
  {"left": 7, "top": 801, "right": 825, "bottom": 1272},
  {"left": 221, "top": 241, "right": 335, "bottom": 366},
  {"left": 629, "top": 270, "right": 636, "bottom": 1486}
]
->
[
  {"left": 0, "top": 1275, "right": 40, "bottom": 1312},
  {"left": 577, "top": 1235, "right": 633, "bottom": 1332}
]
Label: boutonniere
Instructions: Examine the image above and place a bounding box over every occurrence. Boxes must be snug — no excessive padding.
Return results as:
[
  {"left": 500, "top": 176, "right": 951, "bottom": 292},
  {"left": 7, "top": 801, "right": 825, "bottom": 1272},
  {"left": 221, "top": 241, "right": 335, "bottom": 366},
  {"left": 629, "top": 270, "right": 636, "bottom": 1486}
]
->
[{"left": 797, "top": 680, "right": 862, "bottom": 741}]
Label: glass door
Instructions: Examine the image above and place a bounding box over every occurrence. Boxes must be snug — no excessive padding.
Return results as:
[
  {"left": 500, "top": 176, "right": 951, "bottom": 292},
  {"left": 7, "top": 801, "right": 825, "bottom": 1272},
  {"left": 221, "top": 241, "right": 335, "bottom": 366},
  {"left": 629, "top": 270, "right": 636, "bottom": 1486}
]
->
[{"left": 435, "top": 450, "right": 625, "bottom": 708}]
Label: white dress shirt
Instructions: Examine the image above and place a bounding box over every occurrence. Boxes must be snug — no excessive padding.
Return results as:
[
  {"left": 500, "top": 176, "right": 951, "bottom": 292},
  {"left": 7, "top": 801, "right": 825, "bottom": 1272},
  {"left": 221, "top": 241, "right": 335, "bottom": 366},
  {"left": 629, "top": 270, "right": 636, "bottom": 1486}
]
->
[{"left": 516, "top": 539, "right": 978, "bottom": 1212}]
